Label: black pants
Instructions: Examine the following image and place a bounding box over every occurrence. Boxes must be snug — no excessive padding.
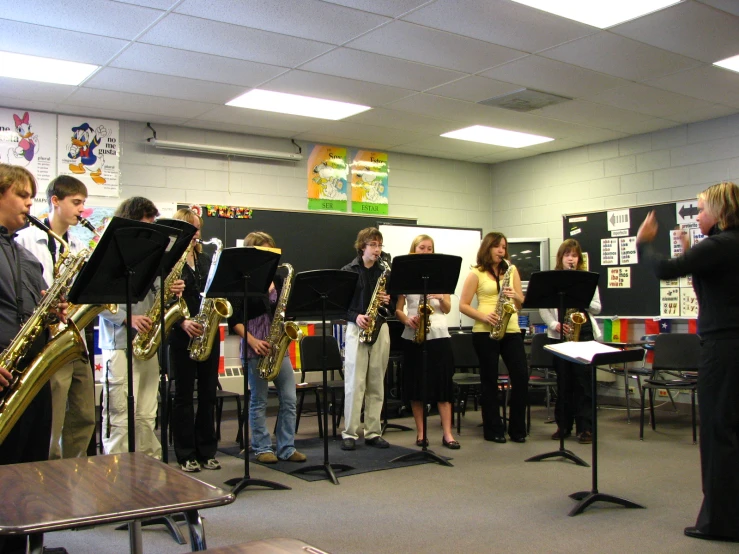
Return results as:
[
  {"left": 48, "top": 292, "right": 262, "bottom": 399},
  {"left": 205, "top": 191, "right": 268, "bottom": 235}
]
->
[
  {"left": 169, "top": 341, "right": 220, "bottom": 465},
  {"left": 694, "top": 336, "right": 739, "bottom": 539},
  {"left": 551, "top": 333, "right": 593, "bottom": 434},
  {"left": 472, "top": 332, "right": 528, "bottom": 439}
]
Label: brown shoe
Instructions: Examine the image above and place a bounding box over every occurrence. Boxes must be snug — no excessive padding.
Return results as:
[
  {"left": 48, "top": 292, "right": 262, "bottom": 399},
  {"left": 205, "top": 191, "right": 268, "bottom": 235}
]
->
[
  {"left": 579, "top": 431, "right": 593, "bottom": 444},
  {"left": 256, "top": 452, "right": 278, "bottom": 464},
  {"left": 285, "top": 451, "right": 307, "bottom": 462},
  {"left": 551, "top": 429, "right": 571, "bottom": 440}
]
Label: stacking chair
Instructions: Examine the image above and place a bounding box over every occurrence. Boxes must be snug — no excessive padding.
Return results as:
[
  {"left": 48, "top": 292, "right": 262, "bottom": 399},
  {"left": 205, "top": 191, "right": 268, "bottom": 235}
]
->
[
  {"left": 450, "top": 332, "right": 482, "bottom": 434},
  {"left": 527, "top": 333, "right": 557, "bottom": 433},
  {"left": 639, "top": 333, "right": 701, "bottom": 443}
]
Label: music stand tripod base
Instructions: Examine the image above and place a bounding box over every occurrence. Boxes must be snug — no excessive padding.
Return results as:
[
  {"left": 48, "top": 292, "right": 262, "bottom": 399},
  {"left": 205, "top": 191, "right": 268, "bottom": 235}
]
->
[
  {"left": 291, "top": 461, "right": 353, "bottom": 486},
  {"left": 525, "top": 447, "right": 589, "bottom": 467},
  {"left": 390, "top": 447, "right": 453, "bottom": 467},
  {"left": 567, "top": 490, "right": 645, "bottom": 516}
]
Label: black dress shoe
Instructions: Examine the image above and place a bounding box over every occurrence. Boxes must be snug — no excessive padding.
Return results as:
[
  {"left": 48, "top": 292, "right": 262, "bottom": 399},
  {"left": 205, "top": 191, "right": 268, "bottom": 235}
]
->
[
  {"left": 365, "top": 436, "right": 390, "bottom": 448},
  {"left": 341, "top": 438, "right": 356, "bottom": 451},
  {"left": 442, "top": 438, "right": 461, "bottom": 450},
  {"left": 684, "top": 526, "right": 739, "bottom": 542},
  {"left": 485, "top": 434, "right": 507, "bottom": 443},
  {"left": 509, "top": 435, "right": 526, "bottom": 443},
  {"left": 416, "top": 438, "right": 429, "bottom": 447}
]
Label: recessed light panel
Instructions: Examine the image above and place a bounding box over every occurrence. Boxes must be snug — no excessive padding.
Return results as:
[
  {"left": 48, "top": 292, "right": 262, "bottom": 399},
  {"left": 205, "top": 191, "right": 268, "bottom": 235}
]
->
[
  {"left": 714, "top": 54, "right": 739, "bottom": 74},
  {"left": 510, "top": 0, "right": 682, "bottom": 29},
  {"left": 0, "top": 51, "right": 98, "bottom": 86},
  {"left": 441, "top": 126, "right": 554, "bottom": 148},
  {"left": 227, "top": 89, "right": 371, "bottom": 120}
]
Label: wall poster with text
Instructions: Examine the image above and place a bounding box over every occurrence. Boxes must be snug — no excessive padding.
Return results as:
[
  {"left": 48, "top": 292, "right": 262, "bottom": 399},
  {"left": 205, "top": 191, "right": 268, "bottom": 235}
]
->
[
  {"left": 350, "top": 150, "right": 388, "bottom": 215},
  {"left": 307, "top": 145, "right": 348, "bottom": 212},
  {"left": 0, "top": 108, "right": 57, "bottom": 188},
  {"left": 57, "top": 115, "right": 120, "bottom": 197}
]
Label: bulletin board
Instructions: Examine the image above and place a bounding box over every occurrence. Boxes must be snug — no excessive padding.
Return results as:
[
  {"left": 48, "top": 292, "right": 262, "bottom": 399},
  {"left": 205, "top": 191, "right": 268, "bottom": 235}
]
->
[{"left": 563, "top": 200, "right": 701, "bottom": 317}]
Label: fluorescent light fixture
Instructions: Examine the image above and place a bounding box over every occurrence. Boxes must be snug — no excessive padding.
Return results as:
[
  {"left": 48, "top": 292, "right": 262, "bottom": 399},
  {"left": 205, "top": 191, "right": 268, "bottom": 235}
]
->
[
  {"left": 441, "top": 125, "right": 553, "bottom": 148},
  {"left": 227, "top": 89, "right": 371, "bottom": 120},
  {"left": 146, "top": 138, "right": 303, "bottom": 162},
  {"left": 510, "top": 0, "right": 681, "bottom": 28},
  {"left": 0, "top": 51, "right": 98, "bottom": 86},
  {"left": 714, "top": 54, "right": 739, "bottom": 73}
]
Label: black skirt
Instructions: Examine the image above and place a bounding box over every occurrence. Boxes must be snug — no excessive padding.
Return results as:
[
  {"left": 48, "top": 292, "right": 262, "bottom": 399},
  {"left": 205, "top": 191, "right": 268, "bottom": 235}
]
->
[{"left": 401, "top": 337, "right": 455, "bottom": 403}]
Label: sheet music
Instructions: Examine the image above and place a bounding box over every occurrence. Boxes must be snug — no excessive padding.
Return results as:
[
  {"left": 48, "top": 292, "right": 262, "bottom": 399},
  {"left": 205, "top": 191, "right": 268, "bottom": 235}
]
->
[{"left": 545, "top": 340, "right": 619, "bottom": 363}]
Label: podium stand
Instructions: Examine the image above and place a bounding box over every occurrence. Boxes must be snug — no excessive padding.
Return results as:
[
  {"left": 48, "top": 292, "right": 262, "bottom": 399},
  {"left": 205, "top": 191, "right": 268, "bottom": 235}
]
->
[
  {"left": 547, "top": 347, "right": 646, "bottom": 516},
  {"left": 387, "top": 254, "right": 462, "bottom": 468},
  {"left": 521, "top": 270, "right": 599, "bottom": 467},
  {"left": 286, "top": 269, "right": 358, "bottom": 485}
]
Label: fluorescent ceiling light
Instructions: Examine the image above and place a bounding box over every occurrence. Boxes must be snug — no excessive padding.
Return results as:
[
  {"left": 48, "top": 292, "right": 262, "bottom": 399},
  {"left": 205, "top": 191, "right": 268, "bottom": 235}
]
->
[
  {"left": 510, "top": 0, "right": 681, "bottom": 29},
  {"left": 441, "top": 126, "right": 553, "bottom": 148},
  {"left": 146, "top": 138, "right": 303, "bottom": 162},
  {"left": 0, "top": 51, "right": 98, "bottom": 86},
  {"left": 714, "top": 54, "right": 739, "bottom": 73},
  {"left": 227, "top": 89, "right": 371, "bottom": 120}
]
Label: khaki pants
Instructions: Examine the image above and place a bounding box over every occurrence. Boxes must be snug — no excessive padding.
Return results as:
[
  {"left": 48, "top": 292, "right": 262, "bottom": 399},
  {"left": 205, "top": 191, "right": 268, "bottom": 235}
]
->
[{"left": 49, "top": 357, "right": 96, "bottom": 459}]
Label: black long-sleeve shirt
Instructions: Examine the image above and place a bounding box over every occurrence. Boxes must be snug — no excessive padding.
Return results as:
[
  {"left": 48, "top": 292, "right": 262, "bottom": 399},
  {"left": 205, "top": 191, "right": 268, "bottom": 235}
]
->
[
  {"left": 638, "top": 227, "right": 739, "bottom": 337},
  {"left": 341, "top": 256, "right": 395, "bottom": 324},
  {"left": 168, "top": 250, "right": 212, "bottom": 348}
]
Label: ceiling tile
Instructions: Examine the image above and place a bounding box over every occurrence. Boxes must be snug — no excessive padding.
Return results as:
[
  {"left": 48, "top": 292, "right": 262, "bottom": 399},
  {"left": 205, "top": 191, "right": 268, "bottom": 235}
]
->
[
  {"left": 405, "top": 136, "right": 509, "bottom": 156},
  {"left": 666, "top": 103, "right": 738, "bottom": 124},
  {"left": 391, "top": 144, "right": 481, "bottom": 161},
  {"left": 85, "top": 68, "right": 246, "bottom": 104},
  {"left": 192, "top": 106, "right": 317, "bottom": 133},
  {"left": 541, "top": 32, "right": 703, "bottom": 81},
  {"left": 698, "top": 0, "right": 739, "bottom": 16},
  {"left": 63, "top": 88, "right": 215, "bottom": 119},
  {"left": 262, "top": 70, "right": 415, "bottom": 106},
  {"left": 319, "top": 0, "right": 432, "bottom": 18},
  {"left": 175, "top": 0, "right": 389, "bottom": 44},
  {"left": 293, "top": 131, "right": 396, "bottom": 151},
  {"left": 340, "top": 108, "right": 459, "bottom": 135},
  {"left": 607, "top": 118, "right": 681, "bottom": 134},
  {"left": 300, "top": 48, "right": 465, "bottom": 91},
  {"left": 0, "top": 20, "right": 128, "bottom": 65},
  {"left": 0, "top": 77, "right": 75, "bottom": 103},
  {"left": 181, "top": 120, "right": 299, "bottom": 138},
  {"left": 585, "top": 83, "right": 721, "bottom": 118},
  {"left": 297, "top": 120, "right": 430, "bottom": 145},
  {"left": 535, "top": 100, "right": 653, "bottom": 128},
  {"left": 347, "top": 20, "right": 526, "bottom": 73},
  {"left": 56, "top": 105, "right": 189, "bottom": 126},
  {"left": 140, "top": 13, "right": 333, "bottom": 67},
  {"left": 647, "top": 65, "right": 739, "bottom": 108},
  {"left": 0, "top": 0, "right": 164, "bottom": 40},
  {"left": 426, "top": 76, "right": 523, "bottom": 103},
  {"left": 611, "top": 1, "right": 739, "bottom": 63},
  {"left": 0, "top": 96, "right": 60, "bottom": 113},
  {"left": 481, "top": 55, "right": 628, "bottom": 99},
  {"left": 403, "top": 0, "right": 597, "bottom": 53},
  {"left": 111, "top": 43, "right": 286, "bottom": 87},
  {"left": 116, "top": 0, "right": 178, "bottom": 9}
]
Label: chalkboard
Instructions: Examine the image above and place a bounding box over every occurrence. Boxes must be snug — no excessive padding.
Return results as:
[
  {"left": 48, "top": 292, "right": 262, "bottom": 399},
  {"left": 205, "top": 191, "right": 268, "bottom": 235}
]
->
[
  {"left": 563, "top": 201, "right": 695, "bottom": 317},
  {"left": 178, "top": 206, "right": 415, "bottom": 273}
]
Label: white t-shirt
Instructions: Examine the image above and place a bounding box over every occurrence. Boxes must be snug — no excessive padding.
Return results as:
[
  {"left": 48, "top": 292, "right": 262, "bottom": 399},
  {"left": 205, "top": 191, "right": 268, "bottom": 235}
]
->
[{"left": 400, "top": 294, "right": 451, "bottom": 341}]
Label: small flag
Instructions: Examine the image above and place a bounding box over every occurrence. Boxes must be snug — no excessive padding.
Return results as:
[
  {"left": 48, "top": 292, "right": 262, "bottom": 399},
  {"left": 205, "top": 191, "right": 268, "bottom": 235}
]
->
[{"left": 603, "top": 318, "right": 629, "bottom": 342}]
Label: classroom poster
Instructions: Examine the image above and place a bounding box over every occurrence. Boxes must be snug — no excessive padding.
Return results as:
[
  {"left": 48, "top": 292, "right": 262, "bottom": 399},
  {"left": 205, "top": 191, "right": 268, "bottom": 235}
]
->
[
  {"left": 0, "top": 108, "right": 57, "bottom": 187},
  {"left": 681, "top": 288, "right": 698, "bottom": 317},
  {"left": 601, "top": 238, "right": 618, "bottom": 265},
  {"left": 307, "top": 145, "right": 348, "bottom": 212},
  {"left": 607, "top": 267, "right": 630, "bottom": 288},
  {"left": 660, "top": 287, "right": 679, "bottom": 317},
  {"left": 57, "top": 115, "right": 120, "bottom": 197},
  {"left": 618, "top": 236, "right": 638, "bottom": 264},
  {"left": 350, "top": 150, "right": 388, "bottom": 215}
]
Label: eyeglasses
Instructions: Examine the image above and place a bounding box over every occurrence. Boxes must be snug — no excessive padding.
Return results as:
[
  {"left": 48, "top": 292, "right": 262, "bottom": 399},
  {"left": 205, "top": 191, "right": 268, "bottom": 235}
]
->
[{"left": 366, "top": 242, "right": 384, "bottom": 249}]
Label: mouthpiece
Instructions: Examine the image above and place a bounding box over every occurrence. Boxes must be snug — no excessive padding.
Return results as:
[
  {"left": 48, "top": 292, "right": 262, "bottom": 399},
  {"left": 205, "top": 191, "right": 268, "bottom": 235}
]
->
[
  {"left": 26, "top": 213, "right": 50, "bottom": 232},
  {"left": 77, "top": 215, "right": 97, "bottom": 234}
]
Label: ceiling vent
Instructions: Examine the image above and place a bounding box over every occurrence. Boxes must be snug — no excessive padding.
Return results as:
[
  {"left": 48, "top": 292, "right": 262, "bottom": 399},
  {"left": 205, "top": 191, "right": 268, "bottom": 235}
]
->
[{"left": 479, "top": 88, "right": 572, "bottom": 112}]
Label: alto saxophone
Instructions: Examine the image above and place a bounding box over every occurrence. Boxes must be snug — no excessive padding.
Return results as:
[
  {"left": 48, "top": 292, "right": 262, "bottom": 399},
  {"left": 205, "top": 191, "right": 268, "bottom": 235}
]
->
[
  {"left": 489, "top": 264, "right": 517, "bottom": 341},
  {"left": 189, "top": 238, "right": 233, "bottom": 362},
  {"left": 413, "top": 298, "right": 434, "bottom": 344},
  {"left": 0, "top": 216, "right": 88, "bottom": 444},
  {"left": 132, "top": 239, "right": 193, "bottom": 360},
  {"left": 564, "top": 308, "right": 587, "bottom": 342},
  {"left": 358, "top": 257, "right": 391, "bottom": 345},
  {"left": 258, "top": 264, "right": 303, "bottom": 381}
]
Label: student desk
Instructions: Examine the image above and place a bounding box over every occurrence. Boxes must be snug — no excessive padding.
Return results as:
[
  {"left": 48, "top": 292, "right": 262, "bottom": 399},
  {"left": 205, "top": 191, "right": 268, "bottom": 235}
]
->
[{"left": 0, "top": 452, "right": 235, "bottom": 553}]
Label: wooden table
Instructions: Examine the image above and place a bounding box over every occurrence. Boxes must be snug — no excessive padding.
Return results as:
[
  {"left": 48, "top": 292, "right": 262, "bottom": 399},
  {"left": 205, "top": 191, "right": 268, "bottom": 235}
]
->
[{"left": 0, "top": 452, "right": 235, "bottom": 554}]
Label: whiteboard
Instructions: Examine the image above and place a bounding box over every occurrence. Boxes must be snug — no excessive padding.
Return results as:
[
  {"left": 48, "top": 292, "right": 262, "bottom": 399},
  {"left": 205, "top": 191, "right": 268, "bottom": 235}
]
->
[{"left": 379, "top": 224, "right": 482, "bottom": 328}]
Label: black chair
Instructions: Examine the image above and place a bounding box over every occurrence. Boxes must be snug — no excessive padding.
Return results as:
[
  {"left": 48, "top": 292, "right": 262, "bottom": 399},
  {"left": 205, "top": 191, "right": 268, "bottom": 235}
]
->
[
  {"left": 639, "top": 333, "right": 701, "bottom": 444},
  {"left": 450, "top": 332, "right": 482, "bottom": 434},
  {"left": 527, "top": 333, "right": 557, "bottom": 433}
]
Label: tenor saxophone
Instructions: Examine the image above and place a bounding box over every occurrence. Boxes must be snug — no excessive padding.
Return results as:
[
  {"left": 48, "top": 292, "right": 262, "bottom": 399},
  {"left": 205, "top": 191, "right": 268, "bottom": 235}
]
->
[
  {"left": 0, "top": 215, "right": 88, "bottom": 444},
  {"left": 413, "top": 299, "right": 434, "bottom": 344},
  {"left": 489, "top": 264, "right": 517, "bottom": 341},
  {"left": 358, "top": 257, "right": 391, "bottom": 345},
  {"left": 132, "top": 240, "right": 193, "bottom": 360},
  {"left": 189, "top": 238, "right": 233, "bottom": 362},
  {"left": 258, "top": 264, "right": 303, "bottom": 381}
]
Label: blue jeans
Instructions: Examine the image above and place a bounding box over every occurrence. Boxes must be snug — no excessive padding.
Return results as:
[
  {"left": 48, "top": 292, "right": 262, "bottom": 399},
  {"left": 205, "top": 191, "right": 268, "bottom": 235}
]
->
[{"left": 246, "top": 357, "right": 297, "bottom": 459}]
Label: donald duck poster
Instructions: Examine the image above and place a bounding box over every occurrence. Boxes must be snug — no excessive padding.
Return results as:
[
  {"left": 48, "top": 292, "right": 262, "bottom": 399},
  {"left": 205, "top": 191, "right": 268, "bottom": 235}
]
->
[
  {"left": 57, "top": 115, "right": 120, "bottom": 197},
  {"left": 0, "top": 108, "right": 57, "bottom": 187}
]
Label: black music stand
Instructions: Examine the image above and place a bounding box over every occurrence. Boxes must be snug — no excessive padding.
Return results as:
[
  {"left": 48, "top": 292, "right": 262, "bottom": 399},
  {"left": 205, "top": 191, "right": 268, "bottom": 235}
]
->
[
  {"left": 208, "top": 247, "right": 289, "bottom": 495},
  {"left": 522, "top": 270, "right": 599, "bottom": 467},
  {"left": 387, "top": 254, "right": 462, "bottom": 468},
  {"left": 286, "top": 269, "right": 358, "bottom": 485},
  {"left": 547, "top": 347, "right": 646, "bottom": 516}
]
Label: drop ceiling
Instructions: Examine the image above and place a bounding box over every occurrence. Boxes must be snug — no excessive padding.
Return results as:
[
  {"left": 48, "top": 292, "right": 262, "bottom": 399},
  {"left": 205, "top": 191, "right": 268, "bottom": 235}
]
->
[{"left": 2, "top": 0, "right": 739, "bottom": 163}]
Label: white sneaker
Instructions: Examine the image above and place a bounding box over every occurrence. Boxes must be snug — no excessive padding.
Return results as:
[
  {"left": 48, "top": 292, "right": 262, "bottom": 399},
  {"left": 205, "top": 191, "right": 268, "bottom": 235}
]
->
[
  {"left": 201, "top": 458, "right": 221, "bottom": 470},
  {"left": 181, "top": 460, "right": 201, "bottom": 472}
]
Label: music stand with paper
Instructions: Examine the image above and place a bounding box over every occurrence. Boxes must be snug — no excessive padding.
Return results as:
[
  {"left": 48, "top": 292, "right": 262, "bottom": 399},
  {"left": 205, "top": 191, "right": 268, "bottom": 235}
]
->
[
  {"left": 546, "top": 345, "right": 646, "bottom": 516},
  {"left": 387, "top": 254, "right": 462, "bottom": 468},
  {"left": 205, "top": 247, "right": 289, "bottom": 495},
  {"left": 521, "top": 270, "right": 599, "bottom": 467},
  {"left": 286, "top": 269, "right": 358, "bottom": 485}
]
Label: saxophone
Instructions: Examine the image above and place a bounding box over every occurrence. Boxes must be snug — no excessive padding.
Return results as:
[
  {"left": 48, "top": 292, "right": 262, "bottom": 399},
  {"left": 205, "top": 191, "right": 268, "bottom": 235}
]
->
[
  {"left": 0, "top": 216, "right": 88, "bottom": 444},
  {"left": 189, "top": 238, "right": 233, "bottom": 362},
  {"left": 564, "top": 308, "right": 587, "bottom": 342},
  {"left": 489, "top": 264, "right": 517, "bottom": 340},
  {"left": 358, "top": 257, "right": 391, "bottom": 345},
  {"left": 132, "top": 239, "right": 193, "bottom": 360},
  {"left": 258, "top": 264, "right": 303, "bottom": 381},
  {"left": 413, "top": 298, "right": 434, "bottom": 344}
]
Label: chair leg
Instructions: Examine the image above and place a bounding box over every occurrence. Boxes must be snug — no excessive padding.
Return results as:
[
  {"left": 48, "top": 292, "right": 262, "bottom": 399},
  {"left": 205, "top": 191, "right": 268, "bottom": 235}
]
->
[
  {"left": 235, "top": 397, "right": 244, "bottom": 449},
  {"left": 649, "top": 388, "right": 656, "bottom": 431},
  {"left": 215, "top": 398, "right": 223, "bottom": 442},
  {"left": 639, "top": 387, "right": 646, "bottom": 440},
  {"left": 314, "top": 389, "right": 324, "bottom": 439},
  {"left": 666, "top": 389, "right": 679, "bottom": 413}
]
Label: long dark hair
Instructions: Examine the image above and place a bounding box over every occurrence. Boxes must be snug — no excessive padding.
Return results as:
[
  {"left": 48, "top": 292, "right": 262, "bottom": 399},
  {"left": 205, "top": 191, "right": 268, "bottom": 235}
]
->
[{"left": 475, "top": 232, "right": 508, "bottom": 274}]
